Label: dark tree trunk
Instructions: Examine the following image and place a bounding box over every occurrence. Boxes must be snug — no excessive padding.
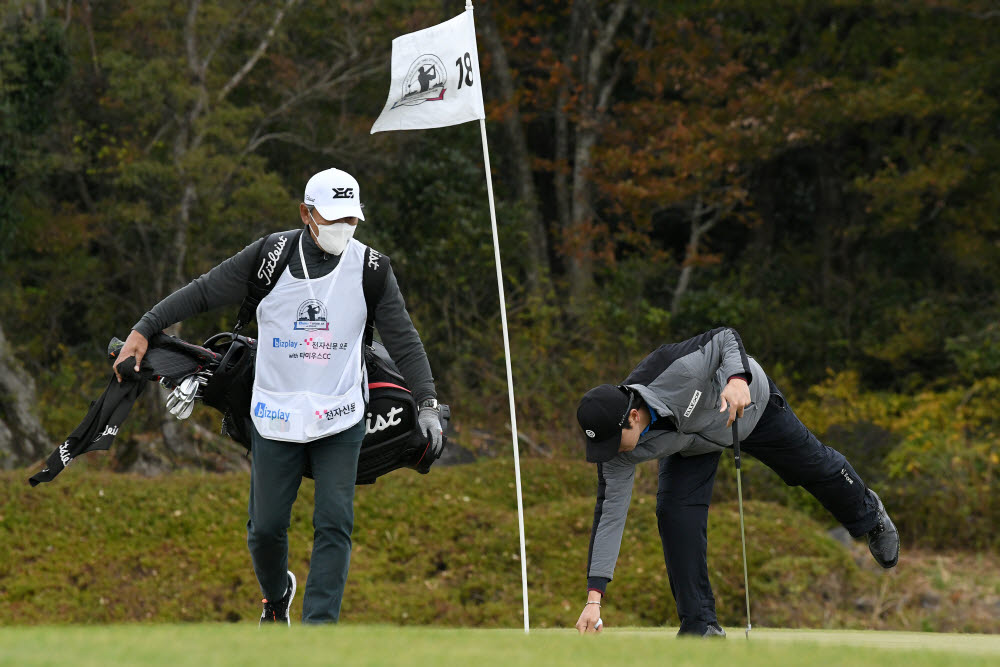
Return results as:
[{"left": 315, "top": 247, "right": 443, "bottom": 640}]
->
[{"left": 478, "top": 3, "right": 549, "bottom": 288}]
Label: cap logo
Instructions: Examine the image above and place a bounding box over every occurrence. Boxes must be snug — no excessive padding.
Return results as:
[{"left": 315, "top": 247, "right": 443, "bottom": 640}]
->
[
  {"left": 585, "top": 429, "right": 596, "bottom": 438},
  {"left": 331, "top": 187, "right": 354, "bottom": 199}
]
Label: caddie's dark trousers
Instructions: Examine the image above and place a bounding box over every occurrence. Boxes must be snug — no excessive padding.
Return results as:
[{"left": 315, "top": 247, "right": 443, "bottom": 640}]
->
[
  {"left": 655, "top": 377, "right": 880, "bottom": 635},
  {"left": 247, "top": 419, "right": 365, "bottom": 624}
]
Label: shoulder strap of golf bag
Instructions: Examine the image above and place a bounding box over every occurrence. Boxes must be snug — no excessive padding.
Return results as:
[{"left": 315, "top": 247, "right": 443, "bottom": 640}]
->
[
  {"left": 235, "top": 230, "right": 389, "bottom": 336},
  {"left": 233, "top": 229, "right": 302, "bottom": 332},
  {"left": 362, "top": 246, "right": 391, "bottom": 346}
]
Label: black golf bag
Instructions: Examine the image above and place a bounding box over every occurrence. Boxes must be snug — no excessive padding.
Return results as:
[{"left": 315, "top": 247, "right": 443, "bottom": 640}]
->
[
  {"left": 123, "top": 229, "right": 447, "bottom": 485},
  {"left": 193, "top": 332, "right": 449, "bottom": 484}
]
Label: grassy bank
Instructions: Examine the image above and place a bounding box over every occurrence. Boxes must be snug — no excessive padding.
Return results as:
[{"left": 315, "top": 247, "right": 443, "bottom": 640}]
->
[{"left": 2, "top": 458, "right": 997, "bottom": 631}]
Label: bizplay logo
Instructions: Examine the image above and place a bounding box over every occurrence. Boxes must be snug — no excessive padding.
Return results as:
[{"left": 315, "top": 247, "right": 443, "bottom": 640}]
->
[
  {"left": 254, "top": 402, "right": 290, "bottom": 423},
  {"left": 366, "top": 406, "right": 404, "bottom": 434},
  {"left": 273, "top": 338, "right": 298, "bottom": 349}
]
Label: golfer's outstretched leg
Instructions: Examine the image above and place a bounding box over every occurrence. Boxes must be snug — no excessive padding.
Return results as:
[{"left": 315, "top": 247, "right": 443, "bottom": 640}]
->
[
  {"left": 741, "top": 378, "right": 899, "bottom": 567},
  {"left": 656, "top": 450, "right": 723, "bottom": 636}
]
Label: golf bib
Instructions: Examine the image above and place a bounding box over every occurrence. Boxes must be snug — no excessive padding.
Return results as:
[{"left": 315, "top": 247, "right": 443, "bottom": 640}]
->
[{"left": 251, "top": 237, "right": 368, "bottom": 442}]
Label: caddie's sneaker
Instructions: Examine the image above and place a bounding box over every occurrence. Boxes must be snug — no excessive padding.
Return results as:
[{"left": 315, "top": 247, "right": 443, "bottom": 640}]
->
[
  {"left": 866, "top": 491, "right": 899, "bottom": 568},
  {"left": 259, "top": 571, "right": 296, "bottom": 626},
  {"left": 702, "top": 623, "right": 726, "bottom": 638}
]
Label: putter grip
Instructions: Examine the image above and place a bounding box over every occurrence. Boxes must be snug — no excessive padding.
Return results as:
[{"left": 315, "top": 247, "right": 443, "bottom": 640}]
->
[{"left": 732, "top": 419, "right": 742, "bottom": 470}]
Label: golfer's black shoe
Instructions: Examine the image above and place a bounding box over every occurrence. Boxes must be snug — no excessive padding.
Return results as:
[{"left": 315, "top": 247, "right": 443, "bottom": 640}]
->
[
  {"left": 677, "top": 622, "right": 726, "bottom": 638},
  {"left": 703, "top": 623, "right": 726, "bottom": 638},
  {"left": 866, "top": 491, "right": 899, "bottom": 569},
  {"left": 259, "top": 571, "right": 296, "bottom": 626}
]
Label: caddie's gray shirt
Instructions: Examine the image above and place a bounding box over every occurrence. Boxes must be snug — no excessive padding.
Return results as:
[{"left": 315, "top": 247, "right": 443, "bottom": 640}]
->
[
  {"left": 586, "top": 327, "right": 769, "bottom": 593},
  {"left": 133, "top": 227, "right": 436, "bottom": 404}
]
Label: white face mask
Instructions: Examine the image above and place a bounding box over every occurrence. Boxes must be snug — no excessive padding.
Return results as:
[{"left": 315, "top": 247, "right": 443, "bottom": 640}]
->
[{"left": 309, "top": 212, "right": 356, "bottom": 255}]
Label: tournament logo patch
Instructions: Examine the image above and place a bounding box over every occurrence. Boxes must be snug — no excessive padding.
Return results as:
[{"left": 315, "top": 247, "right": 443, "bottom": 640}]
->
[
  {"left": 391, "top": 54, "right": 447, "bottom": 109},
  {"left": 293, "top": 299, "right": 329, "bottom": 331}
]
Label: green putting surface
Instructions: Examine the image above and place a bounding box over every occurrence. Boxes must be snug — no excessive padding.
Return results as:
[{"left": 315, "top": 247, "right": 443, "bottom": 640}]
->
[
  {"left": 606, "top": 626, "right": 1000, "bottom": 655},
  {"left": 0, "top": 625, "right": 996, "bottom": 666}
]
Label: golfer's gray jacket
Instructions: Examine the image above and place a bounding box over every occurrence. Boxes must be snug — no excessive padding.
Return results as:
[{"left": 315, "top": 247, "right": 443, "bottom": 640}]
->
[
  {"left": 586, "top": 327, "right": 770, "bottom": 593},
  {"left": 133, "top": 228, "right": 436, "bottom": 403}
]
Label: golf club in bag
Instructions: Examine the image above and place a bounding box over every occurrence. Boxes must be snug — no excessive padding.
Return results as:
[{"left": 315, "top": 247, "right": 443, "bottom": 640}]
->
[
  {"left": 109, "top": 333, "right": 449, "bottom": 485},
  {"left": 732, "top": 418, "right": 751, "bottom": 639}
]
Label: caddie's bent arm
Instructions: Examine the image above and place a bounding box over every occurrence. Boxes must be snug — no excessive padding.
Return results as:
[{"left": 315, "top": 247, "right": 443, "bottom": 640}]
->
[{"left": 132, "top": 238, "right": 265, "bottom": 339}]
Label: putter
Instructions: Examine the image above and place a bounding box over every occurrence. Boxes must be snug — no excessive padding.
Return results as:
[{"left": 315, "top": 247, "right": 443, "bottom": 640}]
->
[{"left": 732, "top": 418, "right": 751, "bottom": 639}]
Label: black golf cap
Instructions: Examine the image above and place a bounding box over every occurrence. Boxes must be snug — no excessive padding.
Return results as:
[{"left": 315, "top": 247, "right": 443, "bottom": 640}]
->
[{"left": 577, "top": 384, "right": 631, "bottom": 463}]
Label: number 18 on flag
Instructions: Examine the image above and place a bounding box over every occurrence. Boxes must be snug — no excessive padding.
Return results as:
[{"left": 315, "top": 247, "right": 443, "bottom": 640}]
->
[{"left": 370, "top": 8, "right": 486, "bottom": 133}]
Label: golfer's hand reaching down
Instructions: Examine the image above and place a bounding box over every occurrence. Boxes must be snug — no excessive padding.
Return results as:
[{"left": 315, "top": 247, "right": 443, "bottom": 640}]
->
[
  {"left": 575, "top": 596, "right": 604, "bottom": 634},
  {"left": 719, "top": 376, "right": 751, "bottom": 427}
]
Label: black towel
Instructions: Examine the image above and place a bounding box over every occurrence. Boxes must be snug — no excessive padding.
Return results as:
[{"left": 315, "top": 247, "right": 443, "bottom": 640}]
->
[{"left": 28, "top": 357, "right": 152, "bottom": 486}]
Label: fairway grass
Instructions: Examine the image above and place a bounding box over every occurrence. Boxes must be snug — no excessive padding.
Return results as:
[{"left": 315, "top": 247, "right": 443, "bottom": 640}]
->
[{"left": 0, "top": 625, "right": 997, "bottom": 666}]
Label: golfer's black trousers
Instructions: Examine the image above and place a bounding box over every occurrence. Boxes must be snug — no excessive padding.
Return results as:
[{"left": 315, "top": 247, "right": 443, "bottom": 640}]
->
[
  {"left": 655, "top": 377, "right": 879, "bottom": 635},
  {"left": 247, "top": 419, "right": 365, "bottom": 624}
]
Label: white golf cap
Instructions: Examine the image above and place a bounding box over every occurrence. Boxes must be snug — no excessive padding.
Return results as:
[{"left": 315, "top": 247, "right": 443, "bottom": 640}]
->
[{"left": 303, "top": 168, "right": 365, "bottom": 221}]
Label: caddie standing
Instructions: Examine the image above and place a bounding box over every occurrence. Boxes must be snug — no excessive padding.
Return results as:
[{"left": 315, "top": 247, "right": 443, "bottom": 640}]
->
[
  {"left": 113, "top": 168, "right": 443, "bottom": 625},
  {"left": 573, "top": 327, "right": 899, "bottom": 637}
]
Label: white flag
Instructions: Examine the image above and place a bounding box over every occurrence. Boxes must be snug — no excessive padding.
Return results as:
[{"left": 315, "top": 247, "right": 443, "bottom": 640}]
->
[{"left": 371, "top": 9, "right": 485, "bottom": 133}]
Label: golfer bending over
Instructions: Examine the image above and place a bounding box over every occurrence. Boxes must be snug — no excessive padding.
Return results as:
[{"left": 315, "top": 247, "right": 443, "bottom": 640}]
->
[{"left": 574, "top": 327, "right": 898, "bottom": 637}]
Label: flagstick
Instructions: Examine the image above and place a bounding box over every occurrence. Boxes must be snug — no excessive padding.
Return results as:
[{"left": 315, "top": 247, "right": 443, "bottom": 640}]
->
[
  {"left": 477, "top": 114, "right": 530, "bottom": 633},
  {"left": 469, "top": 0, "right": 528, "bottom": 632}
]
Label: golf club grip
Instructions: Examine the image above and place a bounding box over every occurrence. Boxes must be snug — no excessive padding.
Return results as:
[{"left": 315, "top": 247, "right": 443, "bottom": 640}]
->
[
  {"left": 108, "top": 337, "right": 125, "bottom": 358},
  {"left": 732, "top": 419, "right": 742, "bottom": 470}
]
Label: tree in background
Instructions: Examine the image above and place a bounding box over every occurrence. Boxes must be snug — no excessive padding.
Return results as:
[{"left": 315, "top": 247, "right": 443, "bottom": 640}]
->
[
  {"left": 1, "top": 0, "right": 997, "bottom": 502},
  {"left": 0, "top": 5, "right": 70, "bottom": 466}
]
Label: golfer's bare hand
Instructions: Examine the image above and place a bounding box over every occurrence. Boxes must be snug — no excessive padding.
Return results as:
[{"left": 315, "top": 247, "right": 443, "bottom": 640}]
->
[
  {"left": 719, "top": 377, "right": 751, "bottom": 427},
  {"left": 575, "top": 601, "right": 603, "bottom": 634},
  {"left": 113, "top": 330, "right": 148, "bottom": 383}
]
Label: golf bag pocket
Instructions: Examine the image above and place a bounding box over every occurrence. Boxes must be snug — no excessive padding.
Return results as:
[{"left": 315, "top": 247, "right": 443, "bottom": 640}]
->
[{"left": 201, "top": 333, "right": 257, "bottom": 448}]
